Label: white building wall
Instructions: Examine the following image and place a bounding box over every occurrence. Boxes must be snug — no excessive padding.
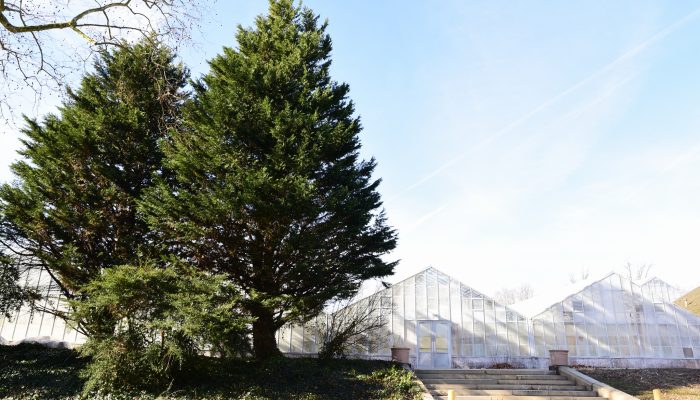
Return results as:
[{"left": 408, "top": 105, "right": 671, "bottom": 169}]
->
[{"left": 0, "top": 267, "right": 86, "bottom": 347}]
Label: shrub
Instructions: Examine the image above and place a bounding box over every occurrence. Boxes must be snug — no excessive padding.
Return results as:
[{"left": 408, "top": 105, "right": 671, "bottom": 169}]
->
[
  {"left": 72, "top": 261, "right": 250, "bottom": 395},
  {"left": 314, "top": 294, "right": 387, "bottom": 361},
  {"left": 488, "top": 362, "right": 515, "bottom": 369}
]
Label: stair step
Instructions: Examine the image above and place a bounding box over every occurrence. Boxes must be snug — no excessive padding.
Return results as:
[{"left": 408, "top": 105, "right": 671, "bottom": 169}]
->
[
  {"left": 431, "top": 389, "right": 598, "bottom": 396},
  {"left": 433, "top": 396, "right": 606, "bottom": 400},
  {"left": 416, "top": 374, "right": 568, "bottom": 381},
  {"left": 421, "top": 379, "right": 576, "bottom": 385},
  {"left": 416, "top": 369, "right": 554, "bottom": 375},
  {"left": 415, "top": 368, "right": 604, "bottom": 400},
  {"left": 427, "top": 384, "right": 591, "bottom": 391},
  {"left": 426, "top": 384, "right": 590, "bottom": 391}
]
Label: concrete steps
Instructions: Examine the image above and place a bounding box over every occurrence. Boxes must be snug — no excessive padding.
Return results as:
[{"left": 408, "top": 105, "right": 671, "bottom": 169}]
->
[
  {"left": 422, "top": 379, "right": 575, "bottom": 386},
  {"left": 438, "top": 390, "right": 598, "bottom": 396},
  {"left": 425, "top": 384, "right": 591, "bottom": 391},
  {"left": 435, "top": 397, "right": 605, "bottom": 400},
  {"left": 420, "top": 374, "right": 569, "bottom": 381},
  {"left": 415, "top": 368, "right": 604, "bottom": 400},
  {"left": 418, "top": 369, "right": 558, "bottom": 375}
]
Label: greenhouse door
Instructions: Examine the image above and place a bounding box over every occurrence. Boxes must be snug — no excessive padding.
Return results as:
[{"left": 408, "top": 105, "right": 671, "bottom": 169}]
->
[{"left": 417, "top": 321, "right": 451, "bottom": 369}]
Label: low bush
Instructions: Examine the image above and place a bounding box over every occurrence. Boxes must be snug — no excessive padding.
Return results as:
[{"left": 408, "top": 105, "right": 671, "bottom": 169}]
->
[
  {"left": 0, "top": 344, "right": 422, "bottom": 399},
  {"left": 487, "top": 362, "right": 515, "bottom": 369},
  {"left": 72, "top": 262, "right": 251, "bottom": 395}
]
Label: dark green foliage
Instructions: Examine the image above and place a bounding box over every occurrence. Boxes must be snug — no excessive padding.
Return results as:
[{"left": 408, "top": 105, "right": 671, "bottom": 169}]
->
[
  {"left": 213, "top": 358, "right": 421, "bottom": 400},
  {"left": 0, "top": 343, "right": 421, "bottom": 399},
  {"left": 0, "top": 37, "right": 188, "bottom": 304},
  {"left": 0, "top": 343, "right": 87, "bottom": 399},
  {"left": 140, "top": 0, "right": 398, "bottom": 359},
  {"left": 73, "top": 262, "right": 251, "bottom": 395}
]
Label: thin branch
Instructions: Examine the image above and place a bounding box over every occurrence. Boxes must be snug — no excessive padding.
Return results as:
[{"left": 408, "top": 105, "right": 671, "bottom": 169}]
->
[{"left": 0, "top": 1, "right": 134, "bottom": 34}]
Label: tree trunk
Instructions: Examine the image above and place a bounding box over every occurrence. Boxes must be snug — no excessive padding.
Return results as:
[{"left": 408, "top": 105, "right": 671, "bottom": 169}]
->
[{"left": 251, "top": 306, "right": 282, "bottom": 359}]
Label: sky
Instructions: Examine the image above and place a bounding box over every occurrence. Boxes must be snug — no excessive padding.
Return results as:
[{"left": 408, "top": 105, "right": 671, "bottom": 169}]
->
[{"left": 2, "top": 1, "right": 700, "bottom": 298}]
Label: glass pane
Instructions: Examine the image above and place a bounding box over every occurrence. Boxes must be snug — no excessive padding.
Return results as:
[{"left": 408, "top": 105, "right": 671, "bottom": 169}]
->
[
  {"left": 436, "top": 337, "right": 448, "bottom": 352},
  {"left": 416, "top": 273, "right": 427, "bottom": 320},
  {"left": 438, "top": 272, "right": 450, "bottom": 320},
  {"left": 404, "top": 277, "right": 415, "bottom": 320},
  {"left": 435, "top": 323, "right": 449, "bottom": 352},
  {"left": 419, "top": 336, "right": 432, "bottom": 352},
  {"left": 418, "top": 324, "right": 431, "bottom": 352},
  {"left": 427, "top": 269, "right": 438, "bottom": 319}
]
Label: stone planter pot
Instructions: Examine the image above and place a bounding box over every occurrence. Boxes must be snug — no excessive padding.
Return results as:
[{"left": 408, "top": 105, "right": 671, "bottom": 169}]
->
[
  {"left": 549, "top": 349, "right": 569, "bottom": 367},
  {"left": 391, "top": 347, "right": 410, "bottom": 364}
]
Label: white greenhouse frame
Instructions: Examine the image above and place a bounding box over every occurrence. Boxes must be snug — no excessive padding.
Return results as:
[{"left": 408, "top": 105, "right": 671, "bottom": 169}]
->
[
  {"left": 3, "top": 266, "right": 700, "bottom": 369},
  {"left": 278, "top": 267, "right": 700, "bottom": 369}
]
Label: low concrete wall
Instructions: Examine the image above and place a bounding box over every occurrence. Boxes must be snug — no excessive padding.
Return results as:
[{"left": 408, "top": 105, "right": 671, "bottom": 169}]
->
[
  {"left": 569, "top": 357, "right": 700, "bottom": 369},
  {"left": 452, "top": 356, "right": 700, "bottom": 369},
  {"left": 284, "top": 353, "right": 700, "bottom": 369},
  {"left": 284, "top": 352, "right": 393, "bottom": 361},
  {"left": 559, "top": 366, "right": 639, "bottom": 400},
  {"left": 452, "top": 356, "right": 548, "bottom": 369}
]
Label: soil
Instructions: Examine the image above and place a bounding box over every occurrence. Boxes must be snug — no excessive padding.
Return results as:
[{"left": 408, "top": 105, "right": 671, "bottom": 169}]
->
[{"left": 575, "top": 367, "right": 700, "bottom": 400}]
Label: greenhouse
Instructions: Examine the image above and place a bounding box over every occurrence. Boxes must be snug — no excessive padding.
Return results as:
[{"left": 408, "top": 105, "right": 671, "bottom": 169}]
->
[
  {"left": 3, "top": 267, "right": 700, "bottom": 368},
  {"left": 0, "top": 267, "right": 86, "bottom": 347},
  {"left": 277, "top": 267, "right": 700, "bottom": 368}
]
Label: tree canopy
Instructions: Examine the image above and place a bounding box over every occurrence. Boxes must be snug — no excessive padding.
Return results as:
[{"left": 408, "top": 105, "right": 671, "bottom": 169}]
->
[
  {"left": 1, "top": 0, "right": 398, "bottom": 365},
  {"left": 140, "top": 0, "right": 398, "bottom": 359},
  {"left": 0, "top": 38, "right": 188, "bottom": 325}
]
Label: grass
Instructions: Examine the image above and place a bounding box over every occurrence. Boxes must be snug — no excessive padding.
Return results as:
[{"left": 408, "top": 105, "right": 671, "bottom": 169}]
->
[
  {"left": 575, "top": 367, "right": 700, "bottom": 400},
  {"left": 0, "top": 343, "right": 87, "bottom": 399},
  {"left": 0, "top": 344, "right": 422, "bottom": 400},
  {"left": 675, "top": 286, "right": 700, "bottom": 316}
]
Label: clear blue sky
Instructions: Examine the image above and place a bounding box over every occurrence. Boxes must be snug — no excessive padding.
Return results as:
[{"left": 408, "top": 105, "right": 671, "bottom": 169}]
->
[{"left": 2, "top": 1, "right": 700, "bottom": 296}]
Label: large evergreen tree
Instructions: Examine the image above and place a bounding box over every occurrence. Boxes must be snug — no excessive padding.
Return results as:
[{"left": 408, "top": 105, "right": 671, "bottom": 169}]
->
[
  {"left": 0, "top": 39, "right": 188, "bottom": 326},
  {"left": 141, "top": 0, "right": 398, "bottom": 359}
]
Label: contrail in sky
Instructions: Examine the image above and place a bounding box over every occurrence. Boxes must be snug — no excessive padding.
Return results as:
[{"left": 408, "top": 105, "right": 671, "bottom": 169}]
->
[
  {"left": 620, "top": 141, "right": 700, "bottom": 204},
  {"left": 387, "top": 6, "right": 700, "bottom": 203},
  {"left": 403, "top": 74, "right": 639, "bottom": 232},
  {"left": 403, "top": 204, "right": 449, "bottom": 233}
]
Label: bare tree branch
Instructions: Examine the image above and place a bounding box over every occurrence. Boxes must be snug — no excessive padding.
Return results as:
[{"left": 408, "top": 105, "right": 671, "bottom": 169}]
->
[
  {"left": 313, "top": 292, "right": 391, "bottom": 360},
  {"left": 0, "top": 0, "right": 205, "bottom": 124},
  {"left": 0, "top": 1, "right": 138, "bottom": 34},
  {"left": 493, "top": 284, "right": 534, "bottom": 306},
  {"left": 569, "top": 267, "right": 590, "bottom": 284},
  {"left": 623, "top": 262, "right": 653, "bottom": 281}
]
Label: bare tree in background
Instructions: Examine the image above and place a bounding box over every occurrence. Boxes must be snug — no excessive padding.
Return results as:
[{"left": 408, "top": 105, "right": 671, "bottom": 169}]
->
[
  {"left": 622, "top": 262, "right": 652, "bottom": 281},
  {"left": 0, "top": 0, "right": 202, "bottom": 122},
  {"left": 313, "top": 293, "right": 388, "bottom": 360},
  {"left": 493, "top": 284, "right": 534, "bottom": 306},
  {"left": 569, "top": 267, "right": 590, "bottom": 284}
]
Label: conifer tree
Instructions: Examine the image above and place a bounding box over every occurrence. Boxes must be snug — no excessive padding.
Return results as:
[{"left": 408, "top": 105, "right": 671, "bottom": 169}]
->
[
  {"left": 0, "top": 39, "right": 188, "bottom": 323},
  {"left": 141, "top": 0, "right": 398, "bottom": 359}
]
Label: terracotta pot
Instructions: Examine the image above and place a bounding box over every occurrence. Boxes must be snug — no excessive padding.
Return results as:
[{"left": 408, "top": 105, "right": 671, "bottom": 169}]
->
[
  {"left": 391, "top": 347, "right": 410, "bottom": 364},
  {"left": 549, "top": 349, "right": 569, "bottom": 367}
]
